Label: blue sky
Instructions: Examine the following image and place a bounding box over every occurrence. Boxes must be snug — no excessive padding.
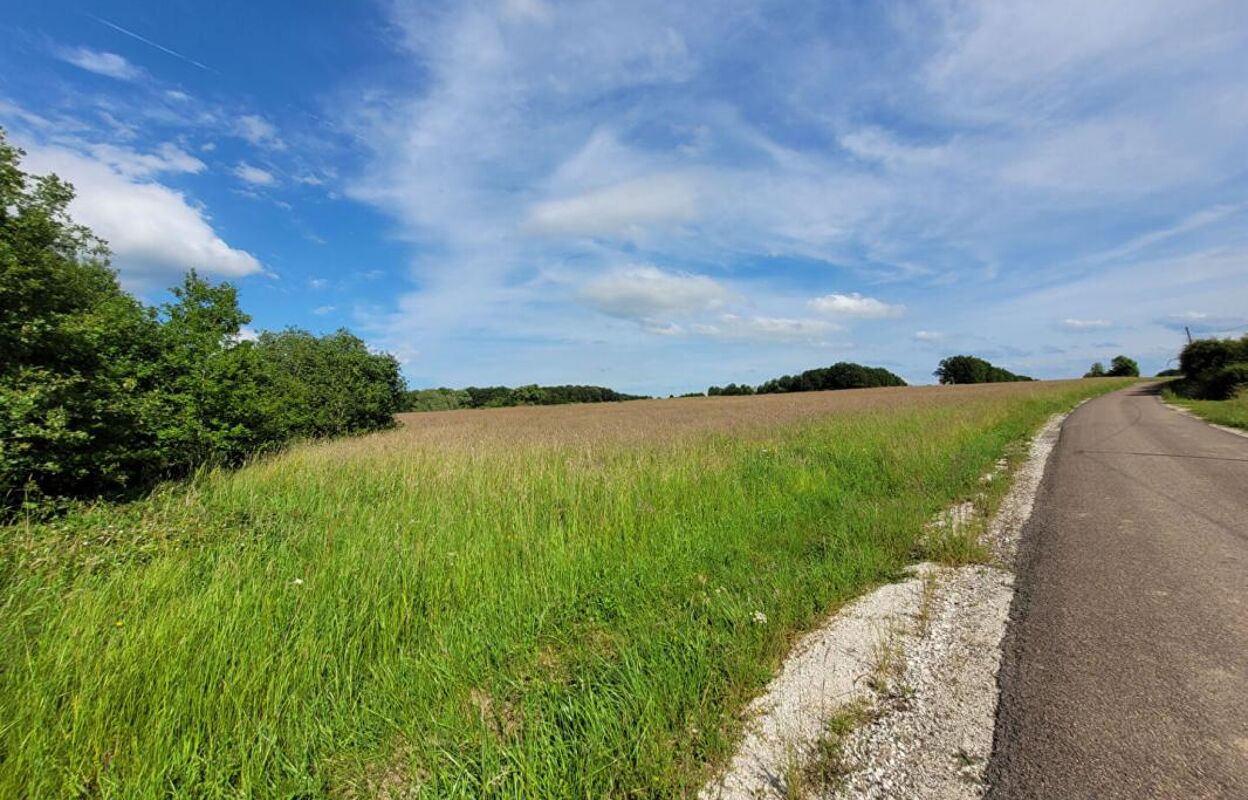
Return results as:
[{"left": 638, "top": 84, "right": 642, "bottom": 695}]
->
[{"left": 3, "top": 0, "right": 1246, "bottom": 393}]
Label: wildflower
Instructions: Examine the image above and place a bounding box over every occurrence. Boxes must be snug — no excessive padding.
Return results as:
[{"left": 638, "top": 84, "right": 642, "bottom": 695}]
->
[
  {"left": 752, "top": 610, "right": 767, "bottom": 625},
  {"left": 115, "top": 619, "right": 123, "bottom": 627},
  {"left": 291, "top": 578, "right": 304, "bottom": 586}
]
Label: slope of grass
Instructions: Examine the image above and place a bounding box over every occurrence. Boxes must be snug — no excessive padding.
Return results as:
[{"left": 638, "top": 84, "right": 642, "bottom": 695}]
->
[
  {"left": 1164, "top": 389, "right": 1248, "bottom": 431},
  {"left": 0, "top": 380, "right": 1130, "bottom": 798}
]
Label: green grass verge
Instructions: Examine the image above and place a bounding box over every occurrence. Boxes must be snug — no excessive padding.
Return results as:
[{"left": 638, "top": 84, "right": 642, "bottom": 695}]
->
[
  {"left": 1163, "top": 389, "right": 1248, "bottom": 431},
  {"left": 0, "top": 380, "right": 1130, "bottom": 798}
]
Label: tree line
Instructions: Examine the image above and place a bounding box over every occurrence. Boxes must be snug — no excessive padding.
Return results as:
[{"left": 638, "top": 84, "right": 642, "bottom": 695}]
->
[
  {"left": 1, "top": 132, "right": 404, "bottom": 512},
  {"left": 933, "top": 355, "right": 1032, "bottom": 384},
  {"left": 708, "top": 361, "right": 908, "bottom": 396},
  {"left": 403, "top": 384, "right": 646, "bottom": 411}
]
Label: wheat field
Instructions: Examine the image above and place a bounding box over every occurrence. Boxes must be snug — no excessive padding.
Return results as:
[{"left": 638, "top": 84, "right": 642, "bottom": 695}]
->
[{"left": 0, "top": 379, "right": 1131, "bottom": 798}]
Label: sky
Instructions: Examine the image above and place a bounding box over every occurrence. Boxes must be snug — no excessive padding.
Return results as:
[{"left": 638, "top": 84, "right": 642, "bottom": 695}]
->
[{"left": 2, "top": 0, "right": 1246, "bottom": 394}]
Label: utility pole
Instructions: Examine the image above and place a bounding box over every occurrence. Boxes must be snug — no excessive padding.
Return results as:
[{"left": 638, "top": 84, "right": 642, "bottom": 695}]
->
[{"left": 1184, "top": 325, "right": 1193, "bottom": 345}]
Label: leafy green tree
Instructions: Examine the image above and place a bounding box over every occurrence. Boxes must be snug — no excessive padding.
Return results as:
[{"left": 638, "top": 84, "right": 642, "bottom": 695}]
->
[
  {"left": 1, "top": 131, "right": 160, "bottom": 504},
  {"left": 1176, "top": 335, "right": 1248, "bottom": 399},
  {"left": 1084, "top": 362, "right": 1107, "bottom": 377},
  {"left": 1106, "top": 355, "right": 1140, "bottom": 377},
  {"left": 752, "top": 362, "right": 906, "bottom": 395},
  {"left": 934, "top": 355, "right": 1032, "bottom": 384},
  {"left": 255, "top": 329, "right": 405, "bottom": 437}
]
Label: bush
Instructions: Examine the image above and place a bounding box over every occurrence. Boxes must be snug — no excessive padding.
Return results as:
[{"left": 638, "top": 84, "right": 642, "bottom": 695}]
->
[
  {"left": 934, "top": 355, "right": 1032, "bottom": 384},
  {"left": 1175, "top": 335, "right": 1248, "bottom": 399},
  {"left": 1084, "top": 362, "right": 1107, "bottom": 377}
]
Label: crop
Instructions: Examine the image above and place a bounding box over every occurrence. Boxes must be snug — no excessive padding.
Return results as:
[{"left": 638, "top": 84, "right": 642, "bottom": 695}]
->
[{"left": 0, "top": 380, "right": 1130, "bottom": 798}]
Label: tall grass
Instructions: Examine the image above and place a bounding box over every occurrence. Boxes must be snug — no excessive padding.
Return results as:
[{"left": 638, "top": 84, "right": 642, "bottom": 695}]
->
[{"left": 0, "top": 380, "right": 1128, "bottom": 798}]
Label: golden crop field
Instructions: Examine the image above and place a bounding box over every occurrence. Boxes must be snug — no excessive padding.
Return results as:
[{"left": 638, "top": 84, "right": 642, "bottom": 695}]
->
[{"left": 0, "top": 379, "right": 1131, "bottom": 798}]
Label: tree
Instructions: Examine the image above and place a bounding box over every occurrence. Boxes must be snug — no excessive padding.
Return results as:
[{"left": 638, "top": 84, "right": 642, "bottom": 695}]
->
[
  {"left": 1084, "top": 362, "right": 1107, "bottom": 378},
  {"left": 1, "top": 131, "right": 161, "bottom": 504},
  {"left": 934, "top": 355, "right": 1032, "bottom": 384},
  {"left": 1106, "top": 355, "right": 1140, "bottom": 378},
  {"left": 752, "top": 362, "right": 906, "bottom": 395}
]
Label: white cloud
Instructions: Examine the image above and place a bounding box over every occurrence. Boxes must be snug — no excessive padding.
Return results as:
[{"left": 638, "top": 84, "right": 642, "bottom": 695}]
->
[
  {"left": 55, "top": 47, "right": 143, "bottom": 81},
  {"left": 19, "top": 142, "right": 262, "bottom": 286},
  {"left": 308, "top": 278, "right": 329, "bottom": 289},
  {"left": 581, "top": 265, "right": 731, "bottom": 320},
  {"left": 914, "top": 330, "right": 944, "bottom": 341},
  {"left": 235, "top": 115, "right": 284, "bottom": 149},
  {"left": 693, "top": 314, "right": 841, "bottom": 343},
  {"left": 526, "top": 173, "right": 699, "bottom": 237},
  {"left": 810, "top": 292, "right": 905, "bottom": 319},
  {"left": 87, "top": 142, "right": 205, "bottom": 178},
  {"left": 312, "top": 305, "right": 336, "bottom": 315},
  {"left": 233, "top": 162, "right": 276, "bottom": 186},
  {"left": 1061, "top": 318, "right": 1113, "bottom": 330}
]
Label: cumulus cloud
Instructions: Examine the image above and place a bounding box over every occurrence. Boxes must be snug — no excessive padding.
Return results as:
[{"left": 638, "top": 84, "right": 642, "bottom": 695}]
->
[
  {"left": 810, "top": 292, "right": 905, "bottom": 319},
  {"left": 19, "top": 142, "right": 262, "bottom": 286},
  {"left": 580, "top": 265, "right": 731, "bottom": 320},
  {"left": 55, "top": 47, "right": 143, "bottom": 81},
  {"left": 233, "top": 162, "right": 277, "bottom": 186},
  {"left": 913, "top": 330, "right": 944, "bottom": 341}
]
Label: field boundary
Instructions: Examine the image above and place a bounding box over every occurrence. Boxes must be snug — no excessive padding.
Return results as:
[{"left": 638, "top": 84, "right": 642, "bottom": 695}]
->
[
  {"left": 699, "top": 411, "right": 1069, "bottom": 799},
  {"left": 1158, "top": 396, "right": 1248, "bottom": 439}
]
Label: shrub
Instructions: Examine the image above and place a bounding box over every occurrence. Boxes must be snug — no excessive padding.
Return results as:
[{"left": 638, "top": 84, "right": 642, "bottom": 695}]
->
[
  {"left": 1084, "top": 362, "right": 1107, "bottom": 377},
  {"left": 1175, "top": 335, "right": 1248, "bottom": 399}
]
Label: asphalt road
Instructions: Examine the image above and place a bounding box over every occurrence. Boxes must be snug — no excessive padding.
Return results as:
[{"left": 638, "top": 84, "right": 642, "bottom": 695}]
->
[{"left": 987, "top": 383, "right": 1248, "bottom": 799}]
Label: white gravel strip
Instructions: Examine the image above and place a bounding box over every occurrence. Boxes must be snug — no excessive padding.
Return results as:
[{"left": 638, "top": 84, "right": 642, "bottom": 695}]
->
[{"left": 699, "top": 412, "right": 1067, "bottom": 800}]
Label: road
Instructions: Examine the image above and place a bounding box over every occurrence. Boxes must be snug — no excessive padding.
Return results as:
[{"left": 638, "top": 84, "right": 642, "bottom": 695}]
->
[{"left": 987, "top": 383, "right": 1248, "bottom": 799}]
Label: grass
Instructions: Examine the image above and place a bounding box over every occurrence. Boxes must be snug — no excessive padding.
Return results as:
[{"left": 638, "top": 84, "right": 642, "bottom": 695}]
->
[
  {"left": 0, "top": 380, "right": 1131, "bottom": 798},
  {"left": 1164, "top": 388, "right": 1248, "bottom": 430}
]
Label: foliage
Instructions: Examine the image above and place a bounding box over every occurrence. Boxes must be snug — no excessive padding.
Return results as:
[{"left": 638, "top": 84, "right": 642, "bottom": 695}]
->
[
  {"left": 0, "top": 130, "right": 403, "bottom": 511},
  {"left": 1156, "top": 368, "right": 1183, "bottom": 377},
  {"left": 1174, "top": 334, "right": 1248, "bottom": 400},
  {"left": 1084, "top": 362, "right": 1106, "bottom": 377},
  {"left": 402, "top": 387, "right": 472, "bottom": 412},
  {"left": 748, "top": 362, "right": 906, "bottom": 395},
  {"left": 0, "top": 379, "right": 1130, "bottom": 798},
  {"left": 1106, "top": 355, "right": 1140, "bottom": 377},
  {"left": 933, "top": 355, "right": 1032, "bottom": 384},
  {"left": 707, "top": 383, "right": 755, "bottom": 396},
  {"left": 403, "top": 383, "right": 646, "bottom": 411}
]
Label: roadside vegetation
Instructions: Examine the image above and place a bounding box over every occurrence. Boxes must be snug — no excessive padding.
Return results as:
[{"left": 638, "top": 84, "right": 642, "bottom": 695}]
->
[
  {"left": 1, "top": 380, "right": 1131, "bottom": 797},
  {"left": 1163, "top": 334, "right": 1248, "bottom": 430}
]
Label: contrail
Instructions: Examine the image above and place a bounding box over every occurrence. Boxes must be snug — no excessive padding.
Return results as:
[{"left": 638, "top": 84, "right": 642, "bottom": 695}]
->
[{"left": 88, "top": 14, "right": 214, "bottom": 72}]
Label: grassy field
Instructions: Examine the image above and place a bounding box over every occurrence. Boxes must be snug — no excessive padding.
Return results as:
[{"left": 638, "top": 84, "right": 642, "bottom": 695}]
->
[
  {"left": 1164, "top": 390, "right": 1248, "bottom": 430},
  {"left": 0, "top": 379, "right": 1130, "bottom": 798}
]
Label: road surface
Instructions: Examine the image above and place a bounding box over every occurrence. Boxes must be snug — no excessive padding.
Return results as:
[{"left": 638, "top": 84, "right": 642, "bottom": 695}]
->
[{"left": 988, "top": 383, "right": 1248, "bottom": 799}]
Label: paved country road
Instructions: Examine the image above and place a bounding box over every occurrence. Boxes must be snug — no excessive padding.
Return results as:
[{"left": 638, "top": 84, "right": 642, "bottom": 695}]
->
[{"left": 987, "top": 383, "right": 1248, "bottom": 799}]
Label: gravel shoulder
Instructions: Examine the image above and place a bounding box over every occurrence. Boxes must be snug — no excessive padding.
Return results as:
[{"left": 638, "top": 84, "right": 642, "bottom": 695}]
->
[{"left": 700, "top": 414, "right": 1067, "bottom": 799}]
